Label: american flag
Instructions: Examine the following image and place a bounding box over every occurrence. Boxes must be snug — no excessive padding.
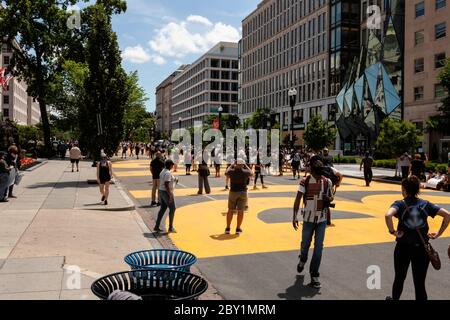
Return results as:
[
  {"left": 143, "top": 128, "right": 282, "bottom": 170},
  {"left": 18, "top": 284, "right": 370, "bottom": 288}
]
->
[{"left": 0, "top": 67, "right": 13, "bottom": 90}]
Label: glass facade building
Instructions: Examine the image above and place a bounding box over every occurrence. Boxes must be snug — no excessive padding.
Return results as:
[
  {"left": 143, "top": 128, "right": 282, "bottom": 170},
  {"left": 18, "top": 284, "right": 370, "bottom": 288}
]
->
[{"left": 336, "top": 0, "right": 405, "bottom": 154}]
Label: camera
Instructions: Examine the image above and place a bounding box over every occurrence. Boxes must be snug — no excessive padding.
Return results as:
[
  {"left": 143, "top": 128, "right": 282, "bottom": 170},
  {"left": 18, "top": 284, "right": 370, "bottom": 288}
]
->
[{"left": 323, "top": 195, "right": 336, "bottom": 209}]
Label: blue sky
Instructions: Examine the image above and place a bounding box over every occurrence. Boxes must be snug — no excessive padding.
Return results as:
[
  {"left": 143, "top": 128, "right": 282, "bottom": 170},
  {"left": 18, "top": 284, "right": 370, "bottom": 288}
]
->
[{"left": 111, "top": 0, "right": 261, "bottom": 112}]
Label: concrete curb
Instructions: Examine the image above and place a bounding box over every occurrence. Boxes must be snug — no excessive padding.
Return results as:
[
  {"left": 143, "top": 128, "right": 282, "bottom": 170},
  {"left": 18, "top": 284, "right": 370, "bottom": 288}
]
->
[{"left": 24, "top": 160, "right": 48, "bottom": 172}]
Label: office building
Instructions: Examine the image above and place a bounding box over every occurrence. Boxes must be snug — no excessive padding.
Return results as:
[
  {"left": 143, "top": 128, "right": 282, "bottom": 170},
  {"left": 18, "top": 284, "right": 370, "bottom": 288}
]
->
[
  {"left": 404, "top": 0, "right": 449, "bottom": 159},
  {"left": 240, "top": 0, "right": 360, "bottom": 145},
  {"left": 1, "top": 41, "right": 41, "bottom": 125},
  {"left": 171, "top": 42, "right": 239, "bottom": 129},
  {"left": 336, "top": 0, "right": 404, "bottom": 153},
  {"left": 155, "top": 65, "right": 189, "bottom": 136}
]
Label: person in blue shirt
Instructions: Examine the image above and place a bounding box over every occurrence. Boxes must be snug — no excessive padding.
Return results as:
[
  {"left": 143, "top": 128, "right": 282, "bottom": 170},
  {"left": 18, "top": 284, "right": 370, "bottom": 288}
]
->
[{"left": 385, "top": 176, "right": 450, "bottom": 300}]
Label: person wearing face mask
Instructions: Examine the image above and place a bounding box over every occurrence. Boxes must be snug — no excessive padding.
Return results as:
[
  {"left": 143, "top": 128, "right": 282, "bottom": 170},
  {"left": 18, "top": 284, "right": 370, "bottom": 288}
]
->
[{"left": 293, "top": 156, "right": 334, "bottom": 289}]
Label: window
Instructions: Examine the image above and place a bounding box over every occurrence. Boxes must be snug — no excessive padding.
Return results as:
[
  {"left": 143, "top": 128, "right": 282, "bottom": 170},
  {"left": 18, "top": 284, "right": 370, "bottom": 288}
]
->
[
  {"left": 435, "top": 52, "right": 446, "bottom": 68},
  {"left": 3, "top": 109, "right": 9, "bottom": 118},
  {"left": 211, "top": 70, "right": 220, "bottom": 79},
  {"left": 211, "top": 59, "right": 220, "bottom": 68},
  {"left": 211, "top": 82, "right": 220, "bottom": 90},
  {"left": 435, "top": 83, "right": 446, "bottom": 98},
  {"left": 221, "top": 60, "right": 230, "bottom": 68},
  {"left": 414, "top": 58, "right": 425, "bottom": 73},
  {"left": 414, "top": 30, "right": 424, "bottom": 45},
  {"left": 221, "top": 71, "right": 230, "bottom": 79},
  {"left": 415, "top": 2, "right": 425, "bottom": 17},
  {"left": 3, "top": 95, "right": 10, "bottom": 104},
  {"left": 436, "top": 0, "right": 446, "bottom": 10},
  {"left": 3, "top": 56, "right": 10, "bottom": 65},
  {"left": 210, "top": 93, "right": 219, "bottom": 101},
  {"left": 435, "top": 22, "right": 446, "bottom": 39},
  {"left": 414, "top": 86, "right": 424, "bottom": 101},
  {"left": 221, "top": 82, "right": 230, "bottom": 91}
]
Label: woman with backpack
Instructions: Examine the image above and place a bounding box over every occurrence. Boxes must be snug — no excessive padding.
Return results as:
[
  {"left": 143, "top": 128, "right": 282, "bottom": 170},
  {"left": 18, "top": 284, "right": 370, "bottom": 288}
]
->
[{"left": 385, "top": 176, "right": 450, "bottom": 300}]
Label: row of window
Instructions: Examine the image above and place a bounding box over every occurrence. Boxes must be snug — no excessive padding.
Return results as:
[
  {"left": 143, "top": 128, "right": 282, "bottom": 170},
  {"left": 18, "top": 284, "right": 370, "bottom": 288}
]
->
[
  {"left": 415, "top": 0, "right": 446, "bottom": 18},
  {"left": 211, "top": 59, "right": 239, "bottom": 69},
  {"left": 243, "top": 0, "right": 327, "bottom": 50},
  {"left": 414, "top": 23, "right": 447, "bottom": 46},
  {"left": 414, "top": 53, "right": 447, "bottom": 73},
  {"left": 413, "top": 84, "right": 447, "bottom": 101}
]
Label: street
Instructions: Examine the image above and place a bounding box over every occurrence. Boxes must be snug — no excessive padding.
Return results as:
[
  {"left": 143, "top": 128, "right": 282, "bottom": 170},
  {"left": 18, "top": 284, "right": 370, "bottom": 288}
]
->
[{"left": 114, "top": 157, "right": 450, "bottom": 300}]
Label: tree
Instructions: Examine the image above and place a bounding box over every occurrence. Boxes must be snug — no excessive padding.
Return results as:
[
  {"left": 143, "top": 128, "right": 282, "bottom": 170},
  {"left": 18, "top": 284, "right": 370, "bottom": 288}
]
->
[
  {"left": 249, "top": 108, "right": 275, "bottom": 129},
  {"left": 432, "top": 58, "right": 450, "bottom": 134},
  {"left": 0, "top": 0, "right": 79, "bottom": 149},
  {"left": 78, "top": 1, "right": 129, "bottom": 159},
  {"left": 376, "top": 118, "right": 422, "bottom": 159},
  {"left": 304, "top": 115, "right": 336, "bottom": 151},
  {"left": 122, "top": 71, "right": 151, "bottom": 140}
]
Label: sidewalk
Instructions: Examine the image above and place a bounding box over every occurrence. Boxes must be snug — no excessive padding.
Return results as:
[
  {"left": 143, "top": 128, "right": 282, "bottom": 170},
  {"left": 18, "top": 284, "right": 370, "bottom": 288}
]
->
[
  {"left": 0, "top": 160, "right": 161, "bottom": 300},
  {"left": 334, "top": 164, "right": 399, "bottom": 183}
]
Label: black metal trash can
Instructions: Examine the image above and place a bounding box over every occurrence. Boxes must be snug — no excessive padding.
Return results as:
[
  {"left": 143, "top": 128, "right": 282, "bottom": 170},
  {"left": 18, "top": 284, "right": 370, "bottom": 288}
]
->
[{"left": 91, "top": 269, "right": 208, "bottom": 300}]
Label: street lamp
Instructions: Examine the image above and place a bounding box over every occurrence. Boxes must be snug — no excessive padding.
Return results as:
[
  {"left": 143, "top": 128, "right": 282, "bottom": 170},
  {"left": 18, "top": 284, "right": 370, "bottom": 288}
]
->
[{"left": 288, "top": 88, "right": 298, "bottom": 147}]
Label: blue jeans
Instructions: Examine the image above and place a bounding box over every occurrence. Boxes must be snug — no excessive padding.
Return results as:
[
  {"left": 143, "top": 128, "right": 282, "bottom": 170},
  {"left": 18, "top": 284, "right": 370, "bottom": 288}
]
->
[
  {"left": 300, "top": 221, "right": 327, "bottom": 277},
  {"left": 155, "top": 190, "right": 176, "bottom": 229}
]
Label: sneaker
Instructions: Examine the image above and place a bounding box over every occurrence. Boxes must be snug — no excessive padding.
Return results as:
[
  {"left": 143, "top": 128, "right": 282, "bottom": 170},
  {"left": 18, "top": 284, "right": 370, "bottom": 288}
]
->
[
  {"left": 168, "top": 227, "right": 177, "bottom": 233},
  {"left": 297, "top": 261, "right": 306, "bottom": 274},
  {"left": 385, "top": 296, "right": 393, "bottom": 300},
  {"left": 225, "top": 186, "right": 229, "bottom": 190},
  {"left": 154, "top": 227, "right": 163, "bottom": 233},
  {"left": 8, "top": 195, "right": 17, "bottom": 199},
  {"left": 225, "top": 228, "right": 231, "bottom": 235},
  {"left": 310, "top": 277, "right": 321, "bottom": 289},
  {"left": 262, "top": 185, "right": 268, "bottom": 189},
  {"left": 236, "top": 228, "right": 243, "bottom": 234},
  {"left": 104, "top": 200, "right": 108, "bottom": 206},
  {"left": 102, "top": 196, "right": 106, "bottom": 202},
  {"left": 150, "top": 201, "right": 157, "bottom": 207},
  {"left": 156, "top": 202, "right": 161, "bottom": 207}
]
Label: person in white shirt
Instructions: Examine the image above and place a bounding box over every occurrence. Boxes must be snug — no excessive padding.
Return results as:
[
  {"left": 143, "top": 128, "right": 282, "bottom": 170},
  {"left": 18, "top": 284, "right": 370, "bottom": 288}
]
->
[
  {"left": 69, "top": 142, "right": 82, "bottom": 172},
  {"left": 154, "top": 160, "right": 178, "bottom": 233}
]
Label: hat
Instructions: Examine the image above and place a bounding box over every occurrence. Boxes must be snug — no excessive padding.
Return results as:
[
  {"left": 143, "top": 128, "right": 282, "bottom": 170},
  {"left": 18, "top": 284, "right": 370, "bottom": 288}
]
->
[
  {"left": 236, "top": 158, "right": 246, "bottom": 165},
  {"left": 323, "top": 148, "right": 329, "bottom": 152},
  {"left": 101, "top": 152, "right": 107, "bottom": 158}
]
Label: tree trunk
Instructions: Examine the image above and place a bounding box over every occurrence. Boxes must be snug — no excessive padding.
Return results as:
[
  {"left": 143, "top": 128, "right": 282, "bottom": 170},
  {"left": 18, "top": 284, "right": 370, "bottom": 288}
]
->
[{"left": 38, "top": 98, "right": 51, "bottom": 149}]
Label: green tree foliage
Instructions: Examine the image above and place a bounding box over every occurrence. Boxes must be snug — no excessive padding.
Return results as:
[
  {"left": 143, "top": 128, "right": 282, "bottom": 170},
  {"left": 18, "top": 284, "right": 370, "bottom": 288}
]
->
[
  {"left": 304, "top": 115, "right": 336, "bottom": 151},
  {"left": 433, "top": 58, "right": 450, "bottom": 134},
  {"left": 376, "top": 118, "right": 422, "bottom": 158},
  {"left": 248, "top": 108, "right": 275, "bottom": 129},
  {"left": 122, "top": 71, "right": 152, "bottom": 140},
  {"left": 78, "top": 1, "right": 129, "bottom": 159},
  {"left": 0, "top": 0, "right": 80, "bottom": 149}
]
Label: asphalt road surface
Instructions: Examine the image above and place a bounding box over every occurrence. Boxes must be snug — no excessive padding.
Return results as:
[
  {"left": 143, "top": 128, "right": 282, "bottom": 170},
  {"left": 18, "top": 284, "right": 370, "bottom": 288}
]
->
[{"left": 113, "top": 158, "right": 450, "bottom": 300}]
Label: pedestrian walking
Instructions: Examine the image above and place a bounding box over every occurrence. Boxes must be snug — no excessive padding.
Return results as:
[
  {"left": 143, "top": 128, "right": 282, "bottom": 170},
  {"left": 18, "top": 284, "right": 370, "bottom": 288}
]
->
[
  {"left": 135, "top": 143, "right": 141, "bottom": 160},
  {"left": 293, "top": 156, "right": 334, "bottom": 289},
  {"left": 121, "top": 142, "right": 128, "bottom": 159},
  {"left": 398, "top": 153, "right": 411, "bottom": 179},
  {"left": 360, "top": 151, "right": 374, "bottom": 187},
  {"left": 291, "top": 149, "right": 301, "bottom": 179},
  {"left": 0, "top": 151, "right": 11, "bottom": 203},
  {"left": 253, "top": 153, "right": 268, "bottom": 190},
  {"left": 184, "top": 149, "right": 192, "bottom": 176},
  {"left": 322, "top": 148, "right": 334, "bottom": 167},
  {"left": 150, "top": 152, "right": 165, "bottom": 207},
  {"left": 385, "top": 176, "right": 450, "bottom": 300},
  {"left": 225, "top": 159, "right": 253, "bottom": 235},
  {"left": 410, "top": 154, "right": 427, "bottom": 181},
  {"left": 154, "top": 159, "right": 178, "bottom": 233},
  {"left": 69, "top": 142, "right": 82, "bottom": 172},
  {"left": 214, "top": 153, "right": 222, "bottom": 178},
  {"left": 197, "top": 152, "right": 211, "bottom": 195},
  {"left": 97, "top": 153, "right": 112, "bottom": 205}
]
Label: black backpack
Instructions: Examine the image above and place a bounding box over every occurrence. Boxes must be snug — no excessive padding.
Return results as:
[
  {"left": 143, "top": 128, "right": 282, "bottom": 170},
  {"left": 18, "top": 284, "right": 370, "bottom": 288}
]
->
[{"left": 321, "top": 166, "right": 341, "bottom": 186}]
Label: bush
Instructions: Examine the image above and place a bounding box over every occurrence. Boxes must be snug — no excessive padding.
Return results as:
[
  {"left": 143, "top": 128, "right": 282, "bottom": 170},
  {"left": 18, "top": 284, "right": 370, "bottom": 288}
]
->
[{"left": 435, "top": 164, "right": 448, "bottom": 174}]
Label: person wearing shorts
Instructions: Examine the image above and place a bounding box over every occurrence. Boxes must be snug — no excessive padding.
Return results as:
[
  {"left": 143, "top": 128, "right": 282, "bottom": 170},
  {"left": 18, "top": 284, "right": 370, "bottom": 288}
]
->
[
  {"left": 69, "top": 142, "right": 82, "bottom": 172},
  {"left": 225, "top": 159, "right": 253, "bottom": 235}
]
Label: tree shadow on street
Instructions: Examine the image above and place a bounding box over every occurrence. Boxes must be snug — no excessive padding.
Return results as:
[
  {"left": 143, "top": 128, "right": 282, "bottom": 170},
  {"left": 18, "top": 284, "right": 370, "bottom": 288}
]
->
[{"left": 277, "top": 275, "right": 321, "bottom": 300}]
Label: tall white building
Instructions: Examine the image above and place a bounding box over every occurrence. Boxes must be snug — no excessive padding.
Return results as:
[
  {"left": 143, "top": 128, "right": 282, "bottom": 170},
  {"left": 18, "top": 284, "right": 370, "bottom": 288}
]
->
[
  {"left": 1, "top": 41, "right": 41, "bottom": 125},
  {"left": 171, "top": 42, "right": 239, "bottom": 129}
]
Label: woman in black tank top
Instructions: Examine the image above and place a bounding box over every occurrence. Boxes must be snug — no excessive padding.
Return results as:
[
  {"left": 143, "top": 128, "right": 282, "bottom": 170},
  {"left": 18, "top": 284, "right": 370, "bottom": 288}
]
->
[{"left": 97, "top": 153, "right": 112, "bottom": 205}]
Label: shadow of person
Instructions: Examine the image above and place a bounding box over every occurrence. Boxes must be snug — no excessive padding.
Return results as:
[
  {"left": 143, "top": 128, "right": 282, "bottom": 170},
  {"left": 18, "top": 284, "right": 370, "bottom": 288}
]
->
[
  {"left": 210, "top": 234, "right": 240, "bottom": 241},
  {"left": 83, "top": 202, "right": 104, "bottom": 207},
  {"left": 277, "top": 275, "right": 321, "bottom": 300}
]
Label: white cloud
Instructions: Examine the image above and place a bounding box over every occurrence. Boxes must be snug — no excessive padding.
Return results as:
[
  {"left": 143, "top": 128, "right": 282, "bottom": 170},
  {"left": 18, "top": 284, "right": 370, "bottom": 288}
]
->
[
  {"left": 149, "top": 16, "right": 241, "bottom": 59},
  {"left": 122, "top": 45, "right": 166, "bottom": 65},
  {"left": 187, "top": 15, "right": 213, "bottom": 26}
]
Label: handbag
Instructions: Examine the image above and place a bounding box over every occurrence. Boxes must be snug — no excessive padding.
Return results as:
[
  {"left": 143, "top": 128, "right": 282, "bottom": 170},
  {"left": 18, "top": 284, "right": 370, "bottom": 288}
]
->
[
  {"left": 402, "top": 201, "right": 441, "bottom": 270},
  {"left": 416, "top": 228, "right": 441, "bottom": 270},
  {"left": 15, "top": 172, "right": 24, "bottom": 186}
]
